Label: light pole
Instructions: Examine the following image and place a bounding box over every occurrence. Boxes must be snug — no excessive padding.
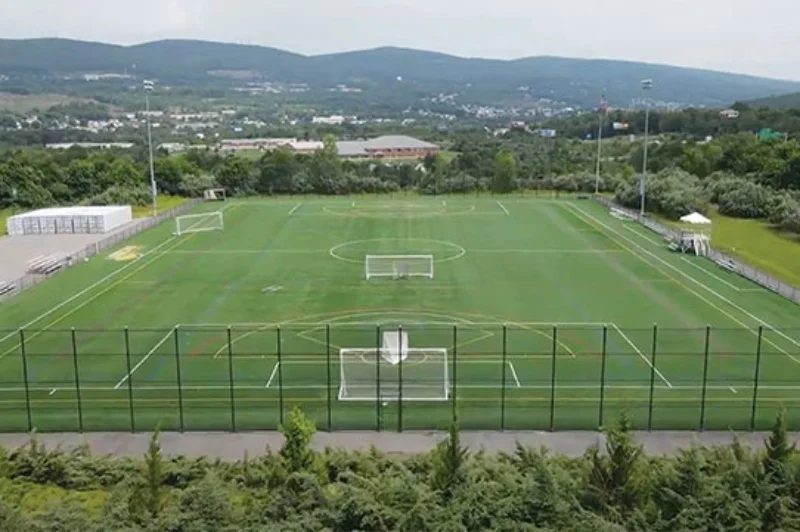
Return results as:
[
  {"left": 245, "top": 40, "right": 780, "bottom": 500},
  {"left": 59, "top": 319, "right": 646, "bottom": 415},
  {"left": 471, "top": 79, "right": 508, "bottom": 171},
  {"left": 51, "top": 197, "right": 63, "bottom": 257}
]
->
[
  {"left": 594, "top": 92, "right": 607, "bottom": 194},
  {"left": 640, "top": 78, "right": 653, "bottom": 217},
  {"left": 143, "top": 80, "right": 157, "bottom": 217}
]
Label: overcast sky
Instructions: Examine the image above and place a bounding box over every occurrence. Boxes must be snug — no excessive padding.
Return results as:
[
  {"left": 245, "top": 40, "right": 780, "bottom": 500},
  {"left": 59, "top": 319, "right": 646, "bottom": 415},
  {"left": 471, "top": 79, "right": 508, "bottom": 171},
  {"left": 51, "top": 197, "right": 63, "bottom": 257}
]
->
[{"left": 1, "top": 0, "right": 798, "bottom": 80}]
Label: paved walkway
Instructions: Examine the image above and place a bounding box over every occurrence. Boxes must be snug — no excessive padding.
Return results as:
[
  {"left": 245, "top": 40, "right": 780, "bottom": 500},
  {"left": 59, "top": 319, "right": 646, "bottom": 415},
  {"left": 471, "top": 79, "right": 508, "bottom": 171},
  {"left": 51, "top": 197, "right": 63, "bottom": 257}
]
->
[{"left": 0, "top": 431, "right": 783, "bottom": 460}]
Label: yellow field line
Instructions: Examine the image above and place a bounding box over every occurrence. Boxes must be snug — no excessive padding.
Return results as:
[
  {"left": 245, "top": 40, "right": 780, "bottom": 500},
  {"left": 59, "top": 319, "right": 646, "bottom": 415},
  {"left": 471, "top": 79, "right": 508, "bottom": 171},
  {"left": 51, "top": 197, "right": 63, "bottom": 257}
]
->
[
  {"left": 1, "top": 233, "right": 198, "bottom": 357},
  {"left": 564, "top": 203, "right": 800, "bottom": 364}
]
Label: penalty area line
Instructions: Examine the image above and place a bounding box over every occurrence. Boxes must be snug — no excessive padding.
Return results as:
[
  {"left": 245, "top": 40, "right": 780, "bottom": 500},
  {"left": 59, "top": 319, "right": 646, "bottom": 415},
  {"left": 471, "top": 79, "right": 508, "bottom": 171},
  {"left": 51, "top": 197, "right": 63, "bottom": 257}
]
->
[
  {"left": 114, "top": 329, "right": 175, "bottom": 389},
  {"left": 265, "top": 361, "right": 280, "bottom": 388},
  {"left": 508, "top": 361, "right": 521, "bottom": 388},
  {"left": 496, "top": 200, "right": 510, "bottom": 215}
]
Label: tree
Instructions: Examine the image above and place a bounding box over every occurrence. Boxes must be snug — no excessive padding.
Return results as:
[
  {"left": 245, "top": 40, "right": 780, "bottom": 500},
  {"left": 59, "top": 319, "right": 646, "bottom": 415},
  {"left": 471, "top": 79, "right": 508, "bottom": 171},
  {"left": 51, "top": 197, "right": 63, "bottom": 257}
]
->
[
  {"left": 215, "top": 156, "right": 256, "bottom": 196},
  {"left": 583, "top": 413, "right": 649, "bottom": 521},
  {"left": 279, "top": 407, "right": 318, "bottom": 475},
  {"left": 431, "top": 422, "right": 468, "bottom": 501},
  {"left": 492, "top": 150, "right": 517, "bottom": 193},
  {"left": 130, "top": 431, "right": 166, "bottom": 521}
]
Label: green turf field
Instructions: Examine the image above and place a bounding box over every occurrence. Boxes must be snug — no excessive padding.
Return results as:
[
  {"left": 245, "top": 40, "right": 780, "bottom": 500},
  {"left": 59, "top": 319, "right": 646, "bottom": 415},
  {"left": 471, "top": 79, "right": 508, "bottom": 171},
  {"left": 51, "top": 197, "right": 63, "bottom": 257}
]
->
[{"left": 1, "top": 196, "right": 799, "bottom": 433}]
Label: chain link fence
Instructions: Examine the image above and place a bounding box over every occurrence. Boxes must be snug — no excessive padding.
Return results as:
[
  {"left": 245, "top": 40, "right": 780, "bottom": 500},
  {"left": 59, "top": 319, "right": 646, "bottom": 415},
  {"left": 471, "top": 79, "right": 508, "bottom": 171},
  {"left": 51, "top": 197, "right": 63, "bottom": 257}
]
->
[
  {"left": 594, "top": 197, "right": 800, "bottom": 304},
  {"left": 0, "top": 199, "right": 202, "bottom": 303},
  {"left": 0, "top": 323, "right": 797, "bottom": 433}
]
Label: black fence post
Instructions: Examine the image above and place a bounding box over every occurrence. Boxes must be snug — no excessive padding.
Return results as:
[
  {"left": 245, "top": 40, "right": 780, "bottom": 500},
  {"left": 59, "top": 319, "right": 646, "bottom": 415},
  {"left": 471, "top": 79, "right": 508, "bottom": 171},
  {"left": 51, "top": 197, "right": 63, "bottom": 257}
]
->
[
  {"left": 699, "top": 326, "right": 711, "bottom": 431},
  {"left": 549, "top": 326, "right": 557, "bottom": 431},
  {"left": 173, "top": 326, "right": 184, "bottom": 432},
  {"left": 375, "top": 325, "right": 381, "bottom": 432},
  {"left": 398, "top": 325, "right": 403, "bottom": 433},
  {"left": 750, "top": 326, "right": 764, "bottom": 431},
  {"left": 71, "top": 328, "right": 83, "bottom": 433},
  {"left": 277, "top": 326, "right": 284, "bottom": 427},
  {"left": 647, "top": 324, "right": 658, "bottom": 431},
  {"left": 124, "top": 327, "right": 135, "bottom": 432},
  {"left": 452, "top": 325, "right": 458, "bottom": 424},
  {"left": 227, "top": 327, "right": 236, "bottom": 432},
  {"left": 598, "top": 325, "right": 608, "bottom": 429},
  {"left": 326, "top": 324, "right": 332, "bottom": 432},
  {"left": 501, "top": 325, "right": 507, "bottom": 430},
  {"left": 19, "top": 329, "right": 32, "bottom": 432}
]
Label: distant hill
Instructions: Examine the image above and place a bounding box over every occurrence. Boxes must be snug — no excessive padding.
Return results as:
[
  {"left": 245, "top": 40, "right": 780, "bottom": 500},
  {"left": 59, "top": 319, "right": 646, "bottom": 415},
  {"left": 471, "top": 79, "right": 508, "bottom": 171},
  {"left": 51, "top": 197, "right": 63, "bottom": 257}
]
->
[
  {"left": 0, "top": 38, "right": 799, "bottom": 108},
  {"left": 748, "top": 92, "right": 800, "bottom": 109}
]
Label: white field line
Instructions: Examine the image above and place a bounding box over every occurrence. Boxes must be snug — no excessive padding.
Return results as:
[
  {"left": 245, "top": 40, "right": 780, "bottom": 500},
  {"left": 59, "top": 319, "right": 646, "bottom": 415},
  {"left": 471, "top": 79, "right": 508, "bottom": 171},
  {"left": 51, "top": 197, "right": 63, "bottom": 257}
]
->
[
  {"left": 729, "top": 387, "right": 738, "bottom": 394},
  {"left": 469, "top": 248, "right": 623, "bottom": 254},
  {"left": 288, "top": 203, "right": 302, "bottom": 216},
  {"left": 0, "top": 235, "right": 177, "bottom": 348},
  {"left": 114, "top": 329, "right": 174, "bottom": 389},
  {"left": 622, "top": 224, "right": 662, "bottom": 245},
  {"left": 0, "top": 237, "right": 186, "bottom": 360},
  {"left": 166, "top": 249, "right": 328, "bottom": 254},
  {"left": 508, "top": 361, "right": 521, "bottom": 388},
  {"left": 611, "top": 324, "right": 673, "bottom": 388},
  {"left": 265, "top": 361, "right": 280, "bottom": 388},
  {"left": 8, "top": 383, "right": 800, "bottom": 393},
  {"left": 0, "top": 202, "right": 242, "bottom": 360},
  {"left": 186, "top": 321, "right": 610, "bottom": 328},
  {"left": 496, "top": 200, "right": 510, "bottom": 215},
  {"left": 680, "top": 257, "right": 741, "bottom": 291},
  {"left": 567, "top": 203, "right": 800, "bottom": 364}
]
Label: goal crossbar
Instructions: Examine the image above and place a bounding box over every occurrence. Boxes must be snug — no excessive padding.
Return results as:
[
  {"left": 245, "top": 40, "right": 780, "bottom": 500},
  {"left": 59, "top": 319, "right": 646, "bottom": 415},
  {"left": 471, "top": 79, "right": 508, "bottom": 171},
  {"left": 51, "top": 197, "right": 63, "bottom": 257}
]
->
[
  {"left": 175, "top": 211, "right": 224, "bottom": 236},
  {"left": 365, "top": 254, "right": 434, "bottom": 280},
  {"left": 338, "top": 347, "right": 449, "bottom": 402}
]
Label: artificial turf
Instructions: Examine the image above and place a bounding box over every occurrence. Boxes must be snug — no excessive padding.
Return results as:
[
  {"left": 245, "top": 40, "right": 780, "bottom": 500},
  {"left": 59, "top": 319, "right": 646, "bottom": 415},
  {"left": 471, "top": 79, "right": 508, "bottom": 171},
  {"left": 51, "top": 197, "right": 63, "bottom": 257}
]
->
[{"left": 0, "top": 196, "right": 799, "bottom": 433}]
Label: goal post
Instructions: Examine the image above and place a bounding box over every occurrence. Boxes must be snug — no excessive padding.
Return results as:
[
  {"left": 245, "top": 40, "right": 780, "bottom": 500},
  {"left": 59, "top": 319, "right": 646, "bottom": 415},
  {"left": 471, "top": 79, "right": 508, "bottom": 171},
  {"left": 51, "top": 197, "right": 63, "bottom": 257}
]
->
[
  {"left": 338, "top": 347, "right": 449, "bottom": 401},
  {"left": 174, "top": 211, "right": 224, "bottom": 236},
  {"left": 203, "top": 188, "right": 226, "bottom": 201},
  {"left": 365, "top": 254, "right": 434, "bottom": 280}
]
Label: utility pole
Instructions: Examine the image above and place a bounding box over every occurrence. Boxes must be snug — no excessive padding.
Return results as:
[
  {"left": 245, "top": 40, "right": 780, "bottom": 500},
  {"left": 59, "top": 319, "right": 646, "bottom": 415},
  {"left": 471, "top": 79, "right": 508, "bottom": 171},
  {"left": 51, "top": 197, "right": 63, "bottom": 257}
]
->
[
  {"left": 594, "top": 92, "right": 607, "bottom": 194},
  {"left": 143, "top": 80, "right": 157, "bottom": 217},
  {"left": 640, "top": 79, "right": 653, "bottom": 218}
]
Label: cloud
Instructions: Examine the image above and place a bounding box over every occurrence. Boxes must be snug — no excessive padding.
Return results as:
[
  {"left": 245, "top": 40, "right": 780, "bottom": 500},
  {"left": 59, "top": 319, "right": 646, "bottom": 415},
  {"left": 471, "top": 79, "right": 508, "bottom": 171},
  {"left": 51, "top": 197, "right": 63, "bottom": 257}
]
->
[{"left": 0, "top": 0, "right": 797, "bottom": 79}]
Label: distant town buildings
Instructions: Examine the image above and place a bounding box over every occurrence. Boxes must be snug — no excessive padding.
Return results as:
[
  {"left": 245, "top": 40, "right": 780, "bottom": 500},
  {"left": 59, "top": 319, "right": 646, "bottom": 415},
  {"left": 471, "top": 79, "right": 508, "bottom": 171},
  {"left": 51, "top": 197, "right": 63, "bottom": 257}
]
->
[{"left": 217, "top": 135, "right": 440, "bottom": 159}]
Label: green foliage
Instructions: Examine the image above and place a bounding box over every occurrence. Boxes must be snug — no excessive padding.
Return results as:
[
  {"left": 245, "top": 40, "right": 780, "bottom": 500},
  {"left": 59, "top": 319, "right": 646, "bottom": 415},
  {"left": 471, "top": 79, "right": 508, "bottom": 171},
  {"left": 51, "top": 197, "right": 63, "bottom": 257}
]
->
[
  {"left": 431, "top": 422, "right": 468, "bottom": 500},
  {"left": 278, "top": 407, "right": 318, "bottom": 475},
  {"left": 492, "top": 150, "right": 517, "bottom": 193},
  {"left": 0, "top": 410, "right": 799, "bottom": 530}
]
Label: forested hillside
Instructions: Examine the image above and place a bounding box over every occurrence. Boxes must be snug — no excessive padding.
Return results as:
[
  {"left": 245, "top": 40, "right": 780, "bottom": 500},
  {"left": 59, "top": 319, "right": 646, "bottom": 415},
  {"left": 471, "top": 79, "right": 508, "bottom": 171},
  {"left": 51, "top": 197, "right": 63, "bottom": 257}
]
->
[
  {"left": 0, "top": 408, "right": 797, "bottom": 531},
  {"left": 1, "top": 38, "right": 799, "bottom": 107}
]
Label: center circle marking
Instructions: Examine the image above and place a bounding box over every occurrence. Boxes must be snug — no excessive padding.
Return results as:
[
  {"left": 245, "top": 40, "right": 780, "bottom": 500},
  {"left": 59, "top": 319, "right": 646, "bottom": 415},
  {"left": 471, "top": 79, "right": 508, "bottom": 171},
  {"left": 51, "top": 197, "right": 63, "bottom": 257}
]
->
[{"left": 329, "top": 238, "right": 466, "bottom": 264}]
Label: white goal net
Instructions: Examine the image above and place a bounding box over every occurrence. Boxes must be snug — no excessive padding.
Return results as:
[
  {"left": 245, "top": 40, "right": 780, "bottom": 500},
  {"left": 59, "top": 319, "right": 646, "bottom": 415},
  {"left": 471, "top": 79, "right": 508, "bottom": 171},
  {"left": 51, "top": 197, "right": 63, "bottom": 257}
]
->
[
  {"left": 339, "top": 331, "right": 449, "bottom": 401},
  {"left": 204, "top": 188, "right": 226, "bottom": 201},
  {"left": 365, "top": 255, "right": 434, "bottom": 280},
  {"left": 175, "top": 211, "right": 224, "bottom": 236}
]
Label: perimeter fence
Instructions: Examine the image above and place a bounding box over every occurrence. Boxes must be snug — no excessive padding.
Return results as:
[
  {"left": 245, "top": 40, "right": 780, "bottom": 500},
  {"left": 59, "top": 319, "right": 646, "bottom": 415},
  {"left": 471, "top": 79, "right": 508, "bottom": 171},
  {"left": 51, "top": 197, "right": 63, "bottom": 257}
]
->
[
  {"left": 594, "top": 196, "right": 800, "bottom": 304},
  {"left": 0, "top": 199, "right": 202, "bottom": 302},
  {"left": 0, "top": 323, "right": 798, "bottom": 433}
]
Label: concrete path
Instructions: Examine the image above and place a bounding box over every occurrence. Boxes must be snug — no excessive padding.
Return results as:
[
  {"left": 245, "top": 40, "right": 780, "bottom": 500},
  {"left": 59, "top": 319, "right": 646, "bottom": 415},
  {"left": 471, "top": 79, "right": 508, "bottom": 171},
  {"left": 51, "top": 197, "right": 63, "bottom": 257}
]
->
[{"left": 0, "top": 431, "right": 784, "bottom": 460}]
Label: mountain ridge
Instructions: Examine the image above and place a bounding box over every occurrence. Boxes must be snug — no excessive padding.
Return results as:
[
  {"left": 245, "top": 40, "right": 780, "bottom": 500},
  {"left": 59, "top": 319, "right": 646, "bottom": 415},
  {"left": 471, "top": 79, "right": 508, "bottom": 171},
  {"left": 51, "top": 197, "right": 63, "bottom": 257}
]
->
[{"left": 0, "top": 38, "right": 798, "bottom": 107}]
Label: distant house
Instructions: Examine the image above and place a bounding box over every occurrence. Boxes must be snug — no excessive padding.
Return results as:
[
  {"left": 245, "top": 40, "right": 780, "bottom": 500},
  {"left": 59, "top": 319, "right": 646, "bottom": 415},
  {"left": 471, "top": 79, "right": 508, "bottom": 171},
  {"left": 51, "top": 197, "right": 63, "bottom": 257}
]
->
[{"left": 217, "top": 135, "right": 440, "bottom": 159}]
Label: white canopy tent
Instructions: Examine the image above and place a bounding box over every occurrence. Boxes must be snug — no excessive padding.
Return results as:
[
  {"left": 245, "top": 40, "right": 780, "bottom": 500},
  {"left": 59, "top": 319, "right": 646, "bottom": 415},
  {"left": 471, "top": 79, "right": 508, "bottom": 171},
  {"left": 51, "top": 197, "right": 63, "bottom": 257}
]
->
[
  {"left": 674, "top": 212, "right": 712, "bottom": 256},
  {"left": 679, "top": 212, "right": 712, "bottom": 225}
]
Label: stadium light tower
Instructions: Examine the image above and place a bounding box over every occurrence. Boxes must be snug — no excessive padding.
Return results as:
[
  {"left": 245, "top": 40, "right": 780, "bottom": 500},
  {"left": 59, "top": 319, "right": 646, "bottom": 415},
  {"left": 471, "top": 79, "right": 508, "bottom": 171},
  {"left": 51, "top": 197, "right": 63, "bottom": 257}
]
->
[
  {"left": 640, "top": 78, "right": 653, "bottom": 217},
  {"left": 143, "top": 80, "right": 157, "bottom": 217}
]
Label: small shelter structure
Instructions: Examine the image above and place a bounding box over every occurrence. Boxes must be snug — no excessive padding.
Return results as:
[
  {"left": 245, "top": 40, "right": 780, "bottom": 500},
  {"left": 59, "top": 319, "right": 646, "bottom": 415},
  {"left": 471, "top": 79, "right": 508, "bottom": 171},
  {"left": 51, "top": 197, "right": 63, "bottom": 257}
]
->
[{"left": 670, "top": 211, "right": 711, "bottom": 256}]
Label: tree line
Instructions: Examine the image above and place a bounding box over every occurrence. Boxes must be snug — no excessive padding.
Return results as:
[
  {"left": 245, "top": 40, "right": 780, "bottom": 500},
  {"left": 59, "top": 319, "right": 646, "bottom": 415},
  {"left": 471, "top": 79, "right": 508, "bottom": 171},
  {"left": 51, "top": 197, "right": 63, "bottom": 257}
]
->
[
  {"left": 2, "top": 129, "right": 800, "bottom": 233},
  {"left": 0, "top": 408, "right": 798, "bottom": 531}
]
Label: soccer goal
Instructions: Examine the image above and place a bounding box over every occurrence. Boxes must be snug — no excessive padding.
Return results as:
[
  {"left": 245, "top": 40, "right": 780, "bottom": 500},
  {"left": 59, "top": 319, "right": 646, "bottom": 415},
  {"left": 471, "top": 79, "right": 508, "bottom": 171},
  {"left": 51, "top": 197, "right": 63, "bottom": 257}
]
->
[
  {"left": 174, "top": 211, "right": 224, "bottom": 236},
  {"left": 203, "top": 188, "right": 226, "bottom": 201},
  {"left": 339, "top": 331, "right": 449, "bottom": 402},
  {"left": 365, "top": 255, "right": 434, "bottom": 280}
]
